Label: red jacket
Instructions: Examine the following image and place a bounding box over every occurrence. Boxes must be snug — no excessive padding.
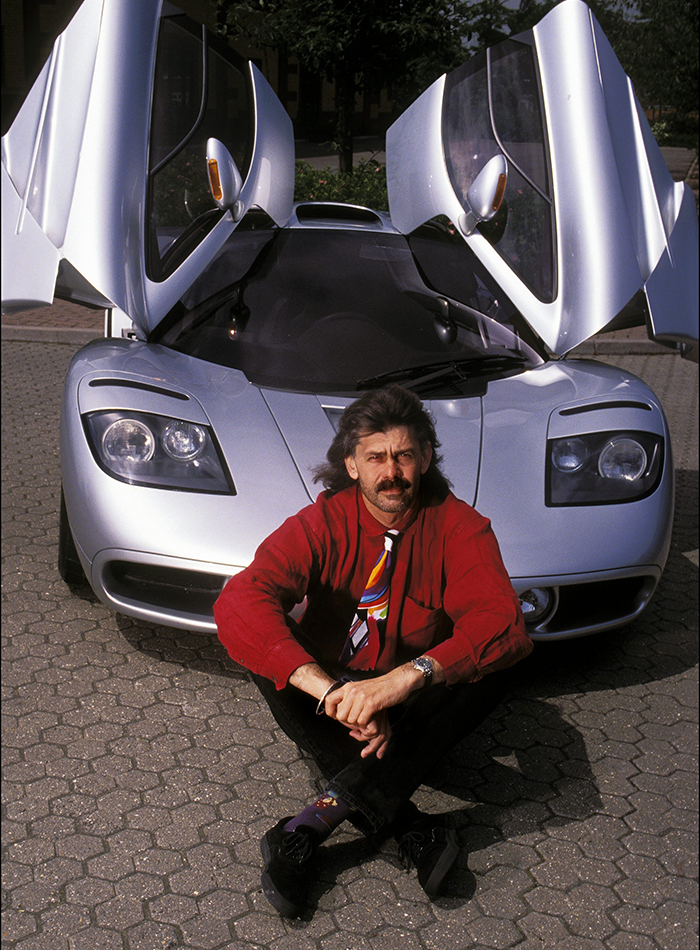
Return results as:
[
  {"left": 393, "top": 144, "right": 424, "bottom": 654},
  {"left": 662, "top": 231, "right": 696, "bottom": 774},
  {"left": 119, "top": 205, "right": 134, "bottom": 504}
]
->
[{"left": 214, "top": 485, "right": 532, "bottom": 689}]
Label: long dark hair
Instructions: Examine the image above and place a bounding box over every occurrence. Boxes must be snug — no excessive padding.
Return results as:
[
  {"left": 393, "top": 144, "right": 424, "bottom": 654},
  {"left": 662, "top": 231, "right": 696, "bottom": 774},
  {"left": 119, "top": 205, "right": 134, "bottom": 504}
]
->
[{"left": 313, "top": 385, "right": 451, "bottom": 497}]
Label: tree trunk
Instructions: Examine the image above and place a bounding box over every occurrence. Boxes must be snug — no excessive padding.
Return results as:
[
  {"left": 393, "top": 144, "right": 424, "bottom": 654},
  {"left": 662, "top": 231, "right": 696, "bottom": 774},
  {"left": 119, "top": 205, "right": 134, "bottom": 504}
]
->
[{"left": 335, "top": 65, "right": 355, "bottom": 175}]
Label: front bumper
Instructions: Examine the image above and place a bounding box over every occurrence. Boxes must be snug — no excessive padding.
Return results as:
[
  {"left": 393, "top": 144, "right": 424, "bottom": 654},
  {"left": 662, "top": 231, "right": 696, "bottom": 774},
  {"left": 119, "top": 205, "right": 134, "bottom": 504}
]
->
[{"left": 84, "top": 546, "right": 661, "bottom": 641}]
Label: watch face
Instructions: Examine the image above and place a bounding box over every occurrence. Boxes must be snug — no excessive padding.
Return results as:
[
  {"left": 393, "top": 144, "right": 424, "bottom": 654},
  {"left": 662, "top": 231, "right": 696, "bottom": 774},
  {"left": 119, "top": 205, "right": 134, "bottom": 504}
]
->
[{"left": 413, "top": 657, "right": 432, "bottom": 678}]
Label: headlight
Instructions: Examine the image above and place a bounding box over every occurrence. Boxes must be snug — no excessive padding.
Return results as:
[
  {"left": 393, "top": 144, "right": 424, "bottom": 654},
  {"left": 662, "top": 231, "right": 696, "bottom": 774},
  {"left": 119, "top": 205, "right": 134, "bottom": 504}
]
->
[
  {"left": 103, "top": 419, "right": 156, "bottom": 463},
  {"left": 551, "top": 437, "right": 588, "bottom": 473},
  {"left": 598, "top": 438, "right": 647, "bottom": 481},
  {"left": 162, "top": 421, "right": 207, "bottom": 461},
  {"left": 547, "top": 430, "right": 662, "bottom": 506},
  {"left": 84, "top": 411, "right": 234, "bottom": 493}
]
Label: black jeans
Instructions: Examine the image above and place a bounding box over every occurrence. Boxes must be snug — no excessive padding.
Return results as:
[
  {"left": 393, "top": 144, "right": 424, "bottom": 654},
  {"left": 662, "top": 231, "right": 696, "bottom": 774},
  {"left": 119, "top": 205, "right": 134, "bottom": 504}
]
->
[{"left": 252, "top": 670, "right": 509, "bottom": 836}]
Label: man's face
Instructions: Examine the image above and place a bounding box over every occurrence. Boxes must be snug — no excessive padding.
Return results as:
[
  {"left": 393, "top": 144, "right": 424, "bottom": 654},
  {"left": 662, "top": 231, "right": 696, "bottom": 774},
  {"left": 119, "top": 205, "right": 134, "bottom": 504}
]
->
[{"left": 344, "top": 426, "right": 432, "bottom": 526}]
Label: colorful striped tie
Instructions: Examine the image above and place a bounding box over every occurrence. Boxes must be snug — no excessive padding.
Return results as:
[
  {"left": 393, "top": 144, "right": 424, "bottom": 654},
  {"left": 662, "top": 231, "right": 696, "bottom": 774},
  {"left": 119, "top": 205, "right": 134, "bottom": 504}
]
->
[{"left": 339, "top": 530, "right": 400, "bottom": 670}]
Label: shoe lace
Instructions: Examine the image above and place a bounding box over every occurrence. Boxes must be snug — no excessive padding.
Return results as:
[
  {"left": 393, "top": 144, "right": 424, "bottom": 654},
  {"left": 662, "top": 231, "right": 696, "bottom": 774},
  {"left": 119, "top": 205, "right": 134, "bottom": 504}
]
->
[
  {"left": 398, "top": 829, "right": 427, "bottom": 869},
  {"left": 281, "top": 829, "right": 316, "bottom": 864}
]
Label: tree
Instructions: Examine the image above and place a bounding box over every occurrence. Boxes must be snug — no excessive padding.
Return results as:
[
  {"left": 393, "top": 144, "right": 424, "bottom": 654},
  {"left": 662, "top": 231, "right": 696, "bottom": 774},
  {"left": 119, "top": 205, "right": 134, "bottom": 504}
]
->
[
  {"left": 619, "top": 0, "right": 698, "bottom": 118},
  {"left": 215, "top": 0, "right": 465, "bottom": 173},
  {"left": 216, "top": 0, "right": 697, "bottom": 169}
]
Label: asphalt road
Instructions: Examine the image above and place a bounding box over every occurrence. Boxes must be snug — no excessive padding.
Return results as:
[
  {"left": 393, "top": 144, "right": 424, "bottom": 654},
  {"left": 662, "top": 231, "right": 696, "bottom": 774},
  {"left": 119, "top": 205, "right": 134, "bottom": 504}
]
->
[{"left": 2, "top": 341, "right": 698, "bottom": 950}]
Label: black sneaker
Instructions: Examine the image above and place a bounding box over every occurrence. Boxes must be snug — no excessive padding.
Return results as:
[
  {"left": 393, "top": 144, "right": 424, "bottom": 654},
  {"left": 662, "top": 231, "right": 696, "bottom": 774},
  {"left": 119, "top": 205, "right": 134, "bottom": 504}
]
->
[
  {"left": 396, "top": 816, "right": 459, "bottom": 898},
  {"left": 260, "top": 817, "right": 321, "bottom": 917}
]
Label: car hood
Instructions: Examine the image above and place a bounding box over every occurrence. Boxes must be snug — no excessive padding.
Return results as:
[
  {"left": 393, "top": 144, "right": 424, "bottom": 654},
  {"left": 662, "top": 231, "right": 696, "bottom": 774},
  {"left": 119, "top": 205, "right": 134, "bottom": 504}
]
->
[
  {"left": 386, "top": 0, "right": 698, "bottom": 359},
  {"left": 261, "top": 389, "right": 482, "bottom": 507}
]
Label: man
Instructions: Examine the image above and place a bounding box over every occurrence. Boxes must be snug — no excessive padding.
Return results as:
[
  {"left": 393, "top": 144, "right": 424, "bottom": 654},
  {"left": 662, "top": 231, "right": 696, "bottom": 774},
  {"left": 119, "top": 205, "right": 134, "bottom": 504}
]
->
[{"left": 215, "top": 384, "right": 532, "bottom": 917}]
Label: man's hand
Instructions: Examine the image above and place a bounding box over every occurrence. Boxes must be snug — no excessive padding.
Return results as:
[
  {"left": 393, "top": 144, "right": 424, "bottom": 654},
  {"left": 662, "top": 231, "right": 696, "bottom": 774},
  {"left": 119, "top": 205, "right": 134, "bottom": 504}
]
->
[
  {"left": 324, "top": 657, "right": 444, "bottom": 758},
  {"left": 346, "top": 709, "right": 392, "bottom": 759},
  {"left": 288, "top": 657, "right": 444, "bottom": 760},
  {"left": 325, "top": 668, "right": 419, "bottom": 727}
]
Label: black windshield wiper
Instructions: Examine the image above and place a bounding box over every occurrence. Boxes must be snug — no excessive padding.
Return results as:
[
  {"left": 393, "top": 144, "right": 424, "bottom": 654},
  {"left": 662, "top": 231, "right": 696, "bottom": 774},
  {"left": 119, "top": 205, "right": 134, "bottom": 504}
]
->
[{"left": 356, "top": 354, "right": 528, "bottom": 391}]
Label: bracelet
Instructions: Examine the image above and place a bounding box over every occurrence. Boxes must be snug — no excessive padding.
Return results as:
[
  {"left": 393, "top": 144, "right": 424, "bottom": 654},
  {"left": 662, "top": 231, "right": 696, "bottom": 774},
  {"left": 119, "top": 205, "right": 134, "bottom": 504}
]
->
[{"left": 315, "top": 680, "right": 343, "bottom": 715}]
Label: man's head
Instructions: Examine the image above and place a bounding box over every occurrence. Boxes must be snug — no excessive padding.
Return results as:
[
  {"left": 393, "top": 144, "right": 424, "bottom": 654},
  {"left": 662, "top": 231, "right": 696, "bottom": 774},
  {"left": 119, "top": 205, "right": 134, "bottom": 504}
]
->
[
  {"left": 313, "top": 385, "right": 451, "bottom": 515},
  {"left": 344, "top": 424, "right": 431, "bottom": 522}
]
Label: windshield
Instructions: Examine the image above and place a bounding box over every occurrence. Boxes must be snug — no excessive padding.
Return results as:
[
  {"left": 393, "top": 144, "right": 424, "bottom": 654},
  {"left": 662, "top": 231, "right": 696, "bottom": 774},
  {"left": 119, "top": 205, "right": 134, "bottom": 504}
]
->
[{"left": 157, "top": 223, "right": 544, "bottom": 396}]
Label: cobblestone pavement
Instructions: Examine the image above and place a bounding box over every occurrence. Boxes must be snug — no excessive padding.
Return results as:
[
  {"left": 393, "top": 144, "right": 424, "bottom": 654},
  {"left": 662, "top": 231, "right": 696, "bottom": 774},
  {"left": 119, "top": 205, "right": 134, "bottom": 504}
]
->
[{"left": 2, "top": 342, "right": 698, "bottom": 950}]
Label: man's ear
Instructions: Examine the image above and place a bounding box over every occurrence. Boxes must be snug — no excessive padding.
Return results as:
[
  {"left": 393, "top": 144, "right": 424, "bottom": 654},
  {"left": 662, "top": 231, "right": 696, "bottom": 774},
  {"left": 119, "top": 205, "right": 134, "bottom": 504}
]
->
[
  {"left": 420, "top": 443, "right": 433, "bottom": 475},
  {"left": 345, "top": 454, "right": 359, "bottom": 481}
]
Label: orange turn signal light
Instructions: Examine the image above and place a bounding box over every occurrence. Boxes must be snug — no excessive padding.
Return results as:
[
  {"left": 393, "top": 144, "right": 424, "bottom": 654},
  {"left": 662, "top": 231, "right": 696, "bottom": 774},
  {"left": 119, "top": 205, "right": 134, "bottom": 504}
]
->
[
  {"left": 493, "top": 173, "right": 507, "bottom": 212},
  {"left": 207, "top": 159, "right": 223, "bottom": 201}
]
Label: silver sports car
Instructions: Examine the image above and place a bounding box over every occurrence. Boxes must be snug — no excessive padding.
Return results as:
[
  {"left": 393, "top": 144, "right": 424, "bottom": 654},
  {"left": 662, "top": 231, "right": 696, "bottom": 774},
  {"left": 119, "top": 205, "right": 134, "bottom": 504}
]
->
[{"left": 2, "top": 0, "right": 697, "bottom": 642}]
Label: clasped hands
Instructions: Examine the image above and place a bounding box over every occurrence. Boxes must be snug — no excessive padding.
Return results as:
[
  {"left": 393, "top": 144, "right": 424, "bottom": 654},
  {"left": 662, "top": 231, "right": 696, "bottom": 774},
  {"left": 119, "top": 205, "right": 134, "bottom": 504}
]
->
[
  {"left": 324, "top": 666, "right": 424, "bottom": 760},
  {"left": 291, "top": 658, "right": 441, "bottom": 760}
]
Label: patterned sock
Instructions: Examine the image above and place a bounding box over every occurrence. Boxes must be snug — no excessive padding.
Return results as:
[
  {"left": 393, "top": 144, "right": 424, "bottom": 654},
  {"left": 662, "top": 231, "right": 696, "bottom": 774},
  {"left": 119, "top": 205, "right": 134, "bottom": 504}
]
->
[{"left": 284, "top": 789, "right": 354, "bottom": 840}]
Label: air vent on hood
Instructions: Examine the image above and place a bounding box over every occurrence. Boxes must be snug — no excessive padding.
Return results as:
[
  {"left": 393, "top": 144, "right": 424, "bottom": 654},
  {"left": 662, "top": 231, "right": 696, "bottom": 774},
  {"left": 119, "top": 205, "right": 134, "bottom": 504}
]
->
[
  {"left": 559, "top": 400, "right": 651, "bottom": 416},
  {"left": 88, "top": 379, "right": 189, "bottom": 400},
  {"left": 322, "top": 406, "right": 346, "bottom": 432},
  {"left": 295, "top": 203, "right": 383, "bottom": 225}
]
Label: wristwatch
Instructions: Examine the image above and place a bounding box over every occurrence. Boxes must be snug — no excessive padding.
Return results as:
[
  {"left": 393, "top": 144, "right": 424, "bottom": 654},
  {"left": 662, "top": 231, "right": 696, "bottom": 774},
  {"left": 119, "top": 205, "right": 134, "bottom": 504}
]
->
[{"left": 411, "top": 656, "right": 433, "bottom": 687}]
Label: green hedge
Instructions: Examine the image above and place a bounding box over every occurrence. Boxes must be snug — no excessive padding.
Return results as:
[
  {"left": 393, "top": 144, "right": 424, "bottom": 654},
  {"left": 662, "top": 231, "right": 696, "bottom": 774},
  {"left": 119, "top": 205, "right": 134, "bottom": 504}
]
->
[
  {"left": 294, "top": 158, "right": 389, "bottom": 211},
  {"left": 651, "top": 113, "right": 699, "bottom": 150}
]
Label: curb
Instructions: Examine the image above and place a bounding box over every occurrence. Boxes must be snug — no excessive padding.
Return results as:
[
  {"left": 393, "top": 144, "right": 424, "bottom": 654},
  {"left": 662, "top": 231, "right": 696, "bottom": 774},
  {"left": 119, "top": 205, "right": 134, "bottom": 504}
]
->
[
  {"left": 568, "top": 340, "right": 678, "bottom": 357},
  {"left": 2, "top": 326, "right": 103, "bottom": 345},
  {"left": 1, "top": 323, "right": 682, "bottom": 355}
]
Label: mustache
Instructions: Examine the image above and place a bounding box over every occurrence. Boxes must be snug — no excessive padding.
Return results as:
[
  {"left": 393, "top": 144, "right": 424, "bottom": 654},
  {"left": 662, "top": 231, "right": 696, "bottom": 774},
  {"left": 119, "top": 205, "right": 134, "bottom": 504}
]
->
[{"left": 377, "top": 477, "right": 412, "bottom": 492}]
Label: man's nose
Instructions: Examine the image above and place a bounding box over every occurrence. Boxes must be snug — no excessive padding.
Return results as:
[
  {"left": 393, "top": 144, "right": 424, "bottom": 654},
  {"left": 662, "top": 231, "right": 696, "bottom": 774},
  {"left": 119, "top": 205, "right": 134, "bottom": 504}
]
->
[{"left": 384, "top": 457, "right": 401, "bottom": 478}]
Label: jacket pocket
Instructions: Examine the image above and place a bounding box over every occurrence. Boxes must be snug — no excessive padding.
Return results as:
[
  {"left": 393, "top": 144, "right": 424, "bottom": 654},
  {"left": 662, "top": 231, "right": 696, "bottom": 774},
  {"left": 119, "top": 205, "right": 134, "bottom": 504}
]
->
[{"left": 399, "top": 596, "right": 446, "bottom": 649}]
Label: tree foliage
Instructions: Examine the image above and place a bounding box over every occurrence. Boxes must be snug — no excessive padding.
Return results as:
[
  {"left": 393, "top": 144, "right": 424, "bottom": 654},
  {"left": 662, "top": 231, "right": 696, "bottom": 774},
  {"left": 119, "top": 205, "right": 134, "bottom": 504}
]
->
[
  {"left": 617, "top": 0, "right": 698, "bottom": 117},
  {"left": 216, "top": 0, "right": 698, "bottom": 168},
  {"left": 216, "top": 0, "right": 465, "bottom": 172}
]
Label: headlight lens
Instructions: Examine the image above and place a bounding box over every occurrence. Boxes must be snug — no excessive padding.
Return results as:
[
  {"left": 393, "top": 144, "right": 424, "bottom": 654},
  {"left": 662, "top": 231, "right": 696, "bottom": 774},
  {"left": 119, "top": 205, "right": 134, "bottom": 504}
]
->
[
  {"left": 547, "top": 430, "right": 662, "bottom": 506},
  {"left": 162, "top": 421, "right": 207, "bottom": 461},
  {"left": 551, "top": 437, "right": 588, "bottom": 473},
  {"left": 102, "top": 419, "right": 156, "bottom": 463},
  {"left": 598, "top": 438, "right": 647, "bottom": 481},
  {"left": 84, "top": 411, "right": 234, "bottom": 493}
]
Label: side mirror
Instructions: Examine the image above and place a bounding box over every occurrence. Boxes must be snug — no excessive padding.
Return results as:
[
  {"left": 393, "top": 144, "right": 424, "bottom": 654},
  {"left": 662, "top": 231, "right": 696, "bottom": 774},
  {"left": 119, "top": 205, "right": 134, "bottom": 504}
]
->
[
  {"left": 458, "top": 155, "right": 507, "bottom": 237},
  {"left": 206, "top": 138, "right": 244, "bottom": 220}
]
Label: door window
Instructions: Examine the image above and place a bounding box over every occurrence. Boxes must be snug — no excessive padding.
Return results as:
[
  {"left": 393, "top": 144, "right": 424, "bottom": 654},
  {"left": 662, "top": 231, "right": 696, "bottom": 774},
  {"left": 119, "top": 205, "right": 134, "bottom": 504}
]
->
[
  {"left": 443, "top": 38, "right": 555, "bottom": 302},
  {"left": 147, "top": 13, "right": 253, "bottom": 281}
]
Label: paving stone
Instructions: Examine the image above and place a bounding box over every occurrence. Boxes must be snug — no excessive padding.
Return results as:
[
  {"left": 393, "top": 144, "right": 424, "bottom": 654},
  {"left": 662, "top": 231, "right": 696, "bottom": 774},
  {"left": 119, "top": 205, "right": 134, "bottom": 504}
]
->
[
  {"left": 2, "top": 342, "right": 698, "bottom": 948},
  {"left": 197, "top": 888, "right": 249, "bottom": 919},
  {"left": 369, "top": 929, "right": 423, "bottom": 950},
  {"left": 605, "top": 933, "right": 656, "bottom": 950},
  {"left": 149, "top": 892, "right": 199, "bottom": 924},
  {"left": 40, "top": 902, "right": 91, "bottom": 937},
  {"left": 68, "top": 929, "right": 124, "bottom": 950},
  {"left": 610, "top": 903, "right": 665, "bottom": 937},
  {"left": 465, "top": 916, "right": 525, "bottom": 949},
  {"left": 516, "top": 911, "right": 570, "bottom": 946},
  {"left": 125, "top": 920, "right": 180, "bottom": 950},
  {"left": 232, "top": 910, "right": 288, "bottom": 944},
  {"left": 178, "top": 915, "right": 234, "bottom": 948},
  {"left": 0, "top": 909, "right": 38, "bottom": 943}
]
